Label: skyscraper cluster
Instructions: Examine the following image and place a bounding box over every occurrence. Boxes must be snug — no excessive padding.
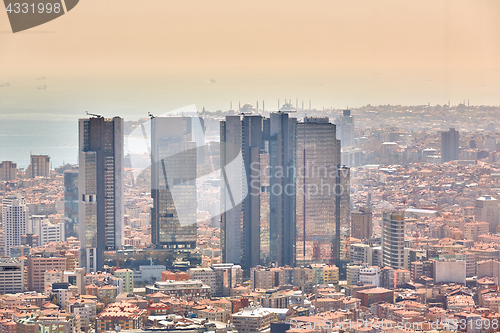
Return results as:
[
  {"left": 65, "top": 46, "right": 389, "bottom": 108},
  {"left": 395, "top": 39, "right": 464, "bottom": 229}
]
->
[
  {"left": 73, "top": 110, "right": 352, "bottom": 273},
  {"left": 221, "top": 113, "right": 350, "bottom": 269}
]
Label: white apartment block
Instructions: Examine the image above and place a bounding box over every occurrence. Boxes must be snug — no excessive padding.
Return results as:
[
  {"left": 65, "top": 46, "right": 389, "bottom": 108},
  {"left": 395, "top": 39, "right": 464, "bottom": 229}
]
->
[{"left": 2, "top": 196, "right": 28, "bottom": 256}]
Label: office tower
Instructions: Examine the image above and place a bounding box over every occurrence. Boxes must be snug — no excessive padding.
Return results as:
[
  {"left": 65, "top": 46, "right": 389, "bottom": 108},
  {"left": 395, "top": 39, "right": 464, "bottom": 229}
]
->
[
  {"left": 79, "top": 116, "right": 124, "bottom": 273},
  {"left": 296, "top": 117, "right": 342, "bottom": 265},
  {"left": 351, "top": 207, "right": 373, "bottom": 240},
  {"left": 2, "top": 195, "right": 28, "bottom": 256},
  {"left": 64, "top": 169, "right": 79, "bottom": 239},
  {"left": 382, "top": 211, "right": 405, "bottom": 269},
  {"left": 441, "top": 128, "right": 460, "bottom": 162},
  {"left": 267, "top": 112, "right": 297, "bottom": 267},
  {"left": 220, "top": 115, "right": 263, "bottom": 269},
  {"left": 26, "top": 154, "right": 50, "bottom": 178},
  {"left": 0, "top": 161, "right": 17, "bottom": 181},
  {"left": 151, "top": 117, "right": 197, "bottom": 250},
  {"left": 475, "top": 195, "right": 500, "bottom": 233},
  {"left": 336, "top": 109, "right": 355, "bottom": 148}
]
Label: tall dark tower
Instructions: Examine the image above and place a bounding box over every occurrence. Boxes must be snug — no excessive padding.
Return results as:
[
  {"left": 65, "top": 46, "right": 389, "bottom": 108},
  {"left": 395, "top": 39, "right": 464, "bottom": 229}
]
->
[
  {"left": 220, "top": 115, "right": 263, "bottom": 269},
  {"left": 268, "top": 112, "right": 297, "bottom": 266},
  {"left": 79, "top": 116, "right": 124, "bottom": 273}
]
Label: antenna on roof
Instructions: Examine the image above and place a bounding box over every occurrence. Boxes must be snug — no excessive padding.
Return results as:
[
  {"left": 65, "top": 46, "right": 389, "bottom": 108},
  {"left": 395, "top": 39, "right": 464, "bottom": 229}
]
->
[{"left": 148, "top": 112, "right": 155, "bottom": 119}]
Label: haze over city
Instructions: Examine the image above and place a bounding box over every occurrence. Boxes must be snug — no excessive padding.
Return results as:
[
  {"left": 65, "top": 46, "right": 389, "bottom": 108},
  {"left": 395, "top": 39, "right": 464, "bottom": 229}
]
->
[{"left": 1, "top": 1, "right": 500, "bottom": 333}]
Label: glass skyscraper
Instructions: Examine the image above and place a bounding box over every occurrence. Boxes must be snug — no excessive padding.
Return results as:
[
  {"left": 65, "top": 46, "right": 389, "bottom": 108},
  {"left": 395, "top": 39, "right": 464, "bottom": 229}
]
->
[{"left": 151, "top": 117, "right": 198, "bottom": 250}]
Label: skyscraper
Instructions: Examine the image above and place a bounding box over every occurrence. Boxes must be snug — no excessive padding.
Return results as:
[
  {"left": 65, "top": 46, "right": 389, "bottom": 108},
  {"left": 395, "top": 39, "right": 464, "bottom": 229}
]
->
[
  {"left": 26, "top": 155, "right": 50, "bottom": 178},
  {"left": 64, "top": 169, "right": 79, "bottom": 239},
  {"left": 78, "top": 116, "right": 124, "bottom": 272},
  {"left": 220, "top": 115, "right": 263, "bottom": 269},
  {"left": 2, "top": 195, "right": 28, "bottom": 256},
  {"left": 336, "top": 109, "right": 355, "bottom": 148},
  {"left": 296, "top": 117, "right": 343, "bottom": 265},
  {"left": 441, "top": 128, "right": 460, "bottom": 163},
  {"left": 267, "top": 112, "right": 297, "bottom": 267},
  {"left": 382, "top": 211, "right": 405, "bottom": 269},
  {"left": 475, "top": 195, "right": 500, "bottom": 233},
  {"left": 151, "top": 117, "right": 197, "bottom": 250}
]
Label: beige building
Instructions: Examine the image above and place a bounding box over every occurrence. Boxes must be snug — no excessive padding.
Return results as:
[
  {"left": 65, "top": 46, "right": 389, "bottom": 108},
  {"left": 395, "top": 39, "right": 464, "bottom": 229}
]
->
[
  {"left": 250, "top": 267, "right": 284, "bottom": 290},
  {"left": 464, "top": 221, "right": 489, "bottom": 241},
  {"left": 351, "top": 207, "right": 373, "bottom": 240},
  {"left": 187, "top": 268, "right": 216, "bottom": 294},
  {"left": 475, "top": 195, "right": 500, "bottom": 233},
  {"left": 232, "top": 307, "right": 273, "bottom": 333},
  {"left": 26, "top": 155, "right": 51, "bottom": 178},
  {"left": 0, "top": 161, "right": 17, "bottom": 181}
]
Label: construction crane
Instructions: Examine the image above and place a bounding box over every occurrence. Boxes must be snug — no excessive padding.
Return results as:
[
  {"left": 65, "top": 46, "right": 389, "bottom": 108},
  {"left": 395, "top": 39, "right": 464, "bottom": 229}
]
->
[{"left": 86, "top": 111, "right": 103, "bottom": 118}]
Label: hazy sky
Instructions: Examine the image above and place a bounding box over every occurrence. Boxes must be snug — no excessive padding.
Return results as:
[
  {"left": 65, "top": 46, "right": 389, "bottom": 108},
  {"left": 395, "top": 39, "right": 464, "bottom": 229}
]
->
[{"left": 1, "top": 0, "right": 500, "bottom": 117}]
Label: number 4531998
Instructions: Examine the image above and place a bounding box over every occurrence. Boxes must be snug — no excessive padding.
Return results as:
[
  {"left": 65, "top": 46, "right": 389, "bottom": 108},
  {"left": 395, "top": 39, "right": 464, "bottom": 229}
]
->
[{"left": 6, "top": 2, "right": 62, "bottom": 14}]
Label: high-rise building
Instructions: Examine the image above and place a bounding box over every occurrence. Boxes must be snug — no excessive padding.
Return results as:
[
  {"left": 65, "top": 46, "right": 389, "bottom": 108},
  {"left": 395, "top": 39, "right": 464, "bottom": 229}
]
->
[
  {"left": 220, "top": 115, "right": 263, "bottom": 269},
  {"left": 296, "top": 117, "right": 342, "bottom": 265},
  {"left": 26, "top": 155, "right": 50, "bottom": 178},
  {"left": 475, "top": 195, "right": 500, "bottom": 233},
  {"left": 151, "top": 117, "right": 197, "bottom": 250},
  {"left": 2, "top": 195, "right": 28, "bottom": 256},
  {"left": 441, "top": 128, "right": 460, "bottom": 163},
  {"left": 382, "top": 211, "right": 405, "bottom": 269},
  {"left": 267, "top": 112, "right": 297, "bottom": 267},
  {"left": 336, "top": 109, "right": 355, "bottom": 148},
  {"left": 79, "top": 116, "right": 124, "bottom": 272},
  {"left": 64, "top": 169, "right": 79, "bottom": 239},
  {"left": 351, "top": 207, "right": 373, "bottom": 240},
  {"left": 0, "top": 161, "right": 17, "bottom": 181}
]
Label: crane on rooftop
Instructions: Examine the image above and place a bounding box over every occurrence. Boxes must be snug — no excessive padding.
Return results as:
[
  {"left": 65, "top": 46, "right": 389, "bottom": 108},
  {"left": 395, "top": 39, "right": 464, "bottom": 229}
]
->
[{"left": 86, "top": 111, "right": 103, "bottom": 118}]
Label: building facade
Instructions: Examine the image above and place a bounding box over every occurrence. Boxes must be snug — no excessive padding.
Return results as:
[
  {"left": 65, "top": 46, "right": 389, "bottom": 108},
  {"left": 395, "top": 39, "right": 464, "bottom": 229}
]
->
[{"left": 0, "top": 258, "right": 24, "bottom": 294}]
